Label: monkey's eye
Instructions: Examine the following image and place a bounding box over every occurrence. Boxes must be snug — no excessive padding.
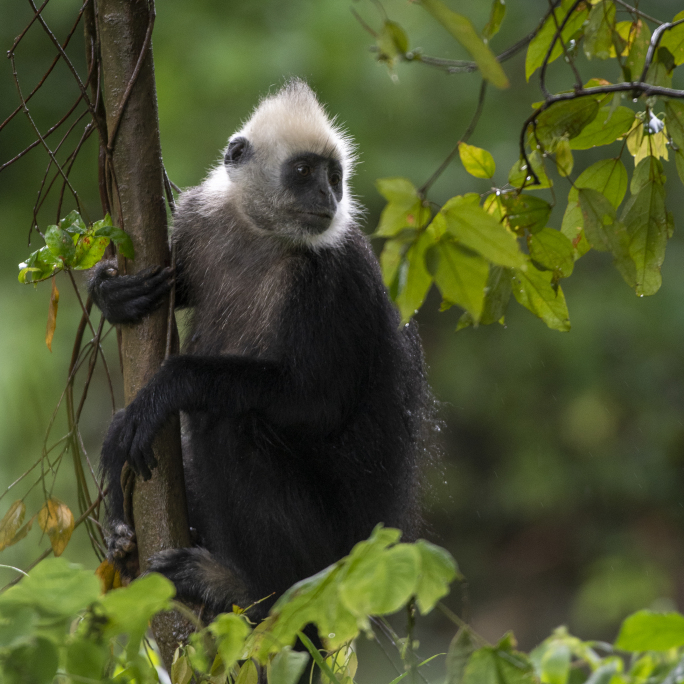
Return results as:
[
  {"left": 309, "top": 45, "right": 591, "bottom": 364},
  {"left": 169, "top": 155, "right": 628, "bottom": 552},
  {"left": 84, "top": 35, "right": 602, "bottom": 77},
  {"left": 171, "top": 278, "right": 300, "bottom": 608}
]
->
[
  {"left": 296, "top": 164, "right": 311, "bottom": 177},
  {"left": 329, "top": 172, "right": 341, "bottom": 186}
]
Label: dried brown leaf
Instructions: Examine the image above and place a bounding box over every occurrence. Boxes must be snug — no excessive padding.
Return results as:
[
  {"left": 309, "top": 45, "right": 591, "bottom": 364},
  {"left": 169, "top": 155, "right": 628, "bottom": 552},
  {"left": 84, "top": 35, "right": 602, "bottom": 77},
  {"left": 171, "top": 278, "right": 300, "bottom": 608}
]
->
[
  {"left": 38, "top": 498, "right": 74, "bottom": 557},
  {"left": 45, "top": 276, "right": 59, "bottom": 351},
  {"left": 0, "top": 500, "right": 25, "bottom": 551}
]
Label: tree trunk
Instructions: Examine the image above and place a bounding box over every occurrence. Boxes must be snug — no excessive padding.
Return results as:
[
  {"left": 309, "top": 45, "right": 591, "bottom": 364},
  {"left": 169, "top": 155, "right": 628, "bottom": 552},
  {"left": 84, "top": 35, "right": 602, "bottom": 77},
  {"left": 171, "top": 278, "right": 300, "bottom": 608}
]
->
[{"left": 92, "top": 0, "right": 193, "bottom": 669}]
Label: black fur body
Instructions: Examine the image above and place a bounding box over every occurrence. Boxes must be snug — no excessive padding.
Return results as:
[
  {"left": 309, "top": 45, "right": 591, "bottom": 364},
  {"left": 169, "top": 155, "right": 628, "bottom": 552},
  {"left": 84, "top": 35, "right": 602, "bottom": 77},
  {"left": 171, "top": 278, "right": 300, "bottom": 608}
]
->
[{"left": 92, "top": 80, "right": 431, "bottom": 621}]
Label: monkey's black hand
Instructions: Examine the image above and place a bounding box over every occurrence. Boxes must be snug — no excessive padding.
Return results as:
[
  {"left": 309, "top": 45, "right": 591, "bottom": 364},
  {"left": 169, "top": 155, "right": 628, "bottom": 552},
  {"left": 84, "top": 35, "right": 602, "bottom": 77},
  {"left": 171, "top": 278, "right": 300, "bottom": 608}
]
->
[
  {"left": 103, "top": 387, "right": 168, "bottom": 480},
  {"left": 88, "top": 258, "right": 173, "bottom": 325}
]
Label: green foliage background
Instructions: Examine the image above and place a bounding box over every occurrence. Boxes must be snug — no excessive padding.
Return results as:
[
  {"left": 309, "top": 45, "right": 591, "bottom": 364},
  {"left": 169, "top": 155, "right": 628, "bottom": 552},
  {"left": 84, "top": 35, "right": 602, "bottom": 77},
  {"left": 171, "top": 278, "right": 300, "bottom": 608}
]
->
[{"left": 1, "top": 0, "right": 684, "bottom": 680}]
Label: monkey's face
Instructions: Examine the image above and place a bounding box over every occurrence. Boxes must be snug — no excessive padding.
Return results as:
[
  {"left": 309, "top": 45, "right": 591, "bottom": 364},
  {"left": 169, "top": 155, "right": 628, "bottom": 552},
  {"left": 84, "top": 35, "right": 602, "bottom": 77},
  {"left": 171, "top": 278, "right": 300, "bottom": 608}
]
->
[
  {"left": 278, "top": 152, "right": 343, "bottom": 235},
  {"left": 225, "top": 136, "right": 345, "bottom": 243}
]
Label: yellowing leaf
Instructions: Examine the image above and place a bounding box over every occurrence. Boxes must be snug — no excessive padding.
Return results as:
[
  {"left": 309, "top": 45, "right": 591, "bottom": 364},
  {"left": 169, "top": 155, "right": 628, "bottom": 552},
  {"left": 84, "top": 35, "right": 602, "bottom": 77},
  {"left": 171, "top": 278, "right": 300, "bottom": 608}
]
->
[
  {"left": 584, "top": 1, "right": 616, "bottom": 60},
  {"left": 458, "top": 142, "right": 496, "bottom": 179},
  {"left": 0, "top": 501, "right": 26, "bottom": 551},
  {"left": 419, "top": 0, "right": 509, "bottom": 88},
  {"left": 661, "top": 11, "right": 684, "bottom": 66},
  {"left": 96, "top": 559, "right": 122, "bottom": 593},
  {"left": 45, "top": 277, "right": 59, "bottom": 352},
  {"left": 623, "top": 19, "right": 650, "bottom": 81},
  {"left": 38, "top": 499, "right": 74, "bottom": 557},
  {"left": 555, "top": 139, "right": 574, "bottom": 177}
]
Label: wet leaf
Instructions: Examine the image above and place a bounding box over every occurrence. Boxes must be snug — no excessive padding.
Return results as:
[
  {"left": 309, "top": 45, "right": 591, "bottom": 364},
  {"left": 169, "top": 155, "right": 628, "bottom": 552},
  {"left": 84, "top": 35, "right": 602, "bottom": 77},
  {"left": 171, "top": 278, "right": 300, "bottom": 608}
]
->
[
  {"left": 458, "top": 142, "right": 495, "bottom": 178},
  {"left": 661, "top": 11, "right": 684, "bottom": 66},
  {"left": 433, "top": 241, "right": 489, "bottom": 322},
  {"left": 555, "top": 139, "right": 573, "bottom": 177},
  {"left": 569, "top": 106, "right": 635, "bottom": 150},
  {"left": 59, "top": 209, "right": 87, "bottom": 235},
  {"left": 621, "top": 158, "right": 668, "bottom": 296},
  {"left": 45, "top": 277, "right": 59, "bottom": 352},
  {"left": 508, "top": 151, "right": 552, "bottom": 189},
  {"left": 442, "top": 196, "right": 526, "bottom": 267},
  {"left": 528, "top": 228, "right": 574, "bottom": 278},
  {"left": 45, "top": 224, "right": 76, "bottom": 262},
  {"left": 93, "top": 221, "right": 135, "bottom": 260},
  {"left": 18, "top": 247, "right": 60, "bottom": 284},
  {"left": 615, "top": 610, "right": 684, "bottom": 651},
  {"left": 623, "top": 19, "right": 650, "bottom": 81},
  {"left": 37, "top": 499, "right": 74, "bottom": 557},
  {"left": 665, "top": 100, "right": 684, "bottom": 185},
  {"left": 584, "top": 1, "right": 616, "bottom": 60},
  {"left": 72, "top": 234, "right": 109, "bottom": 270},
  {"left": 512, "top": 267, "right": 570, "bottom": 331},
  {"left": 483, "top": 0, "right": 505, "bottom": 42},
  {"left": 525, "top": 0, "right": 589, "bottom": 80},
  {"left": 0, "top": 501, "right": 26, "bottom": 551},
  {"left": 535, "top": 99, "right": 600, "bottom": 149},
  {"left": 500, "top": 193, "right": 551, "bottom": 234},
  {"left": 375, "top": 178, "right": 429, "bottom": 237},
  {"left": 395, "top": 227, "right": 437, "bottom": 323},
  {"left": 420, "top": 0, "right": 509, "bottom": 88}
]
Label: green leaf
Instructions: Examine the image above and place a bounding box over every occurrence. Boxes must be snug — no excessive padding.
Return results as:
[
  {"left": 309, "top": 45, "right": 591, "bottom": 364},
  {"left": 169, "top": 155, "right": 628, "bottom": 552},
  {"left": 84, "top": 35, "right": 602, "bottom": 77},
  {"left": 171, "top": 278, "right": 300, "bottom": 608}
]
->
[
  {"left": 377, "top": 21, "right": 409, "bottom": 65},
  {"left": 375, "top": 178, "right": 428, "bottom": 237},
  {"left": 71, "top": 233, "right": 110, "bottom": 270},
  {"left": 621, "top": 159, "right": 668, "bottom": 296},
  {"left": 268, "top": 646, "right": 310, "bottom": 684},
  {"left": 540, "top": 643, "right": 571, "bottom": 684},
  {"left": 615, "top": 610, "right": 684, "bottom": 651},
  {"left": 569, "top": 106, "right": 635, "bottom": 150},
  {"left": 395, "top": 228, "right": 436, "bottom": 323},
  {"left": 2, "top": 637, "right": 58, "bottom": 684},
  {"left": 463, "top": 646, "right": 535, "bottom": 684},
  {"left": 623, "top": 19, "right": 650, "bottom": 81},
  {"left": 339, "top": 543, "right": 420, "bottom": 616},
  {"left": 584, "top": 1, "right": 616, "bottom": 60},
  {"left": 457, "top": 265, "right": 512, "bottom": 330},
  {"left": 18, "top": 247, "right": 61, "bottom": 283},
  {"left": 512, "top": 267, "right": 570, "bottom": 331},
  {"left": 210, "top": 612, "right": 252, "bottom": 670},
  {"left": 458, "top": 142, "right": 495, "bottom": 179},
  {"left": 66, "top": 640, "right": 107, "bottom": 681},
  {"left": 447, "top": 627, "right": 477, "bottom": 684},
  {"left": 509, "top": 151, "right": 552, "bottom": 189},
  {"left": 573, "top": 158, "right": 628, "bottom": 209},
  {"left": 100, "top": 572, "right": 175, "bottom": 657},
  {"left": 528, "top": 228, "right": 574, "bottom": 278},
  {"left": 483, "top": 0, "right": 505, "bottom": 42},
  {"left": 525, "top": 0, "right": 589, "bottom": 80},
  {"left": 0, "top": 557, "right": 100, "bottom": 619},
  {"left": 59, "top": 210, "right": 87, "bottom": 234},
  {"left": 500, "top": 194, "right": 551, "bottom": 234},
  {"left": 535, "top": 99, "right": 600, "bottom": 149},
  {"left": 236, "top": 659, "right": 260, "bottom": 684},
  {"left": 442, "top": 196, "right": 527, "bottom": 267},
  {"left": 661, "top": 11, "right": 684, "bottom": 66},
  {"left": 414, "top": 539, "right": 460, "bottom": 614},
  {"left": 419, "top": 0, "right": 509, "bottom": 88},
  {"left": 93, "top": 223, "right": 135, "bottom": 259},
  {"left": 433, "top": 242, "right": 489, "bottom": 322},
  {"left": 665, "top": 100, "right": 684, "bottom": 186},
  {"left": 45, "top": 225, "right": 76, "bottom": 262},
  {"left": 555, "top": 139, "right": 573, "bottom": 177}
]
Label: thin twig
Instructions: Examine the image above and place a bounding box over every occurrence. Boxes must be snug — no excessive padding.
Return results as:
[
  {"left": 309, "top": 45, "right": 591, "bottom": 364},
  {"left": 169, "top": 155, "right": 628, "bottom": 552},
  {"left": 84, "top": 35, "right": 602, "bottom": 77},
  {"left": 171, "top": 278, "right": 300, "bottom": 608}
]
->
[
  {"left": 614, "top": 0, "right": 662, "bottom": 24},
  {"left": 420, "top": 79, "right": 488, "bottom": 195}
]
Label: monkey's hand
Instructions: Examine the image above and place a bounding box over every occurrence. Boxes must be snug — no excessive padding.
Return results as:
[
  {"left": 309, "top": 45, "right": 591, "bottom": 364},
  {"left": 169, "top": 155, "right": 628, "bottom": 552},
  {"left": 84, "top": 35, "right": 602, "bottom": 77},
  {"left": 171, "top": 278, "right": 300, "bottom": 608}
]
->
[
  {"left": 103, "top": 385, "right": 170, "bottom": 480},
  {"left": 88, "top": 258, "right": 173, "bottom": 325}
]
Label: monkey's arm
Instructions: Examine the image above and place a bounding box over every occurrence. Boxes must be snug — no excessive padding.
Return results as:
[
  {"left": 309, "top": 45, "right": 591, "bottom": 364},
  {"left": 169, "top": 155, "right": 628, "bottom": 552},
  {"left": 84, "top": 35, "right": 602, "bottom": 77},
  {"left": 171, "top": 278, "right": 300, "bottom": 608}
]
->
[
  {"left": 88, "top": 258, "right": 189, "bottom": 324},
  {"left": 102, "top": 355, "right": 286, "bottom": 479}
]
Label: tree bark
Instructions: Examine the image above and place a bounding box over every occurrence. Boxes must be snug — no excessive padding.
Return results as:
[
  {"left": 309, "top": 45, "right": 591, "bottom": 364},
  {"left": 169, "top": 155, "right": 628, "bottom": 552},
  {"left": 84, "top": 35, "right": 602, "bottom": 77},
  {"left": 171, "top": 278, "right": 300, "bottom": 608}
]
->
[{"left": 93, "top": 0, "right": 193, "bottom": 669}]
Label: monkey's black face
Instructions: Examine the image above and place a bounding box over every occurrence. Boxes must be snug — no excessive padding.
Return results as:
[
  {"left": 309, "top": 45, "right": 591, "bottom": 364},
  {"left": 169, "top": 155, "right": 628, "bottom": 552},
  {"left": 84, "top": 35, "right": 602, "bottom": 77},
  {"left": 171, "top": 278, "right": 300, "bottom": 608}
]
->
[{"left": 280, "top": 153, "right": 343, "bottom": 234}]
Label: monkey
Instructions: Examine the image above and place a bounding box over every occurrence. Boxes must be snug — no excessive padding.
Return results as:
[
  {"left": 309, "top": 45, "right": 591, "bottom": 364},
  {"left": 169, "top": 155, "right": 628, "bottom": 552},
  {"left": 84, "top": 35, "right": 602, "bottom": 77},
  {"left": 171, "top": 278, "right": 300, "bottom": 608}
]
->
[{"left": 90, "top": 79, "right": 433, "bottom": 625}]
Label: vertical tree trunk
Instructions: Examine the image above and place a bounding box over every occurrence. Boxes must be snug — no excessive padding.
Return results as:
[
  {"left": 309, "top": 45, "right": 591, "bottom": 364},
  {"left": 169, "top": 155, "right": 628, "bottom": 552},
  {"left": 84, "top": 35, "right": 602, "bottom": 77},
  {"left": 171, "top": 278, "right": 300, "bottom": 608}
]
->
[{"left": 92, "top": 0, "right": 193, "bottom": 669}]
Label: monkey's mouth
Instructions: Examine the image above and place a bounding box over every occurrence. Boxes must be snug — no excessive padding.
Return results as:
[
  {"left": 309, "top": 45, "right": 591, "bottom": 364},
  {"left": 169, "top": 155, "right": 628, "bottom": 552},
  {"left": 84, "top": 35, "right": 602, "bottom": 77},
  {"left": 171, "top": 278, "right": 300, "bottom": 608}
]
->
[{"left": 303, "top": 210, "right": 333, "bottom": 220}]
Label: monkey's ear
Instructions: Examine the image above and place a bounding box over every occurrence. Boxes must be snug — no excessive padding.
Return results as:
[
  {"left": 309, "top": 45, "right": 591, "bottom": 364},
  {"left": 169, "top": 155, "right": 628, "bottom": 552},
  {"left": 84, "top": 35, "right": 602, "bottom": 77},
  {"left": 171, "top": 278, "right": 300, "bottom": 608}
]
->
[{"left": 224, "top": 137, "right": 252, "bottom": 166}]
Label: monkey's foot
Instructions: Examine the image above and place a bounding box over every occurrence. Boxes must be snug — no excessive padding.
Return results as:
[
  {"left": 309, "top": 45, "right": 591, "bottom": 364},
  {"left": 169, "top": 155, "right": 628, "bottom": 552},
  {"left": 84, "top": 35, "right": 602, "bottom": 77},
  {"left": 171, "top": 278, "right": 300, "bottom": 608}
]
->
[{"left": 106, "top": 521, "right": 139, "bottom": 580}]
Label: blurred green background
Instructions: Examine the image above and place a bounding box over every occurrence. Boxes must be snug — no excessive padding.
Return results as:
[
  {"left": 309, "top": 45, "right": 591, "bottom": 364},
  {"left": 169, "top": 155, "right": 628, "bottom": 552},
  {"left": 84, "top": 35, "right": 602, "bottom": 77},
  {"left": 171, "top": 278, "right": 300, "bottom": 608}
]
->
[{"left": 1, "top": 0, "right": 684, "bottom": 680}]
